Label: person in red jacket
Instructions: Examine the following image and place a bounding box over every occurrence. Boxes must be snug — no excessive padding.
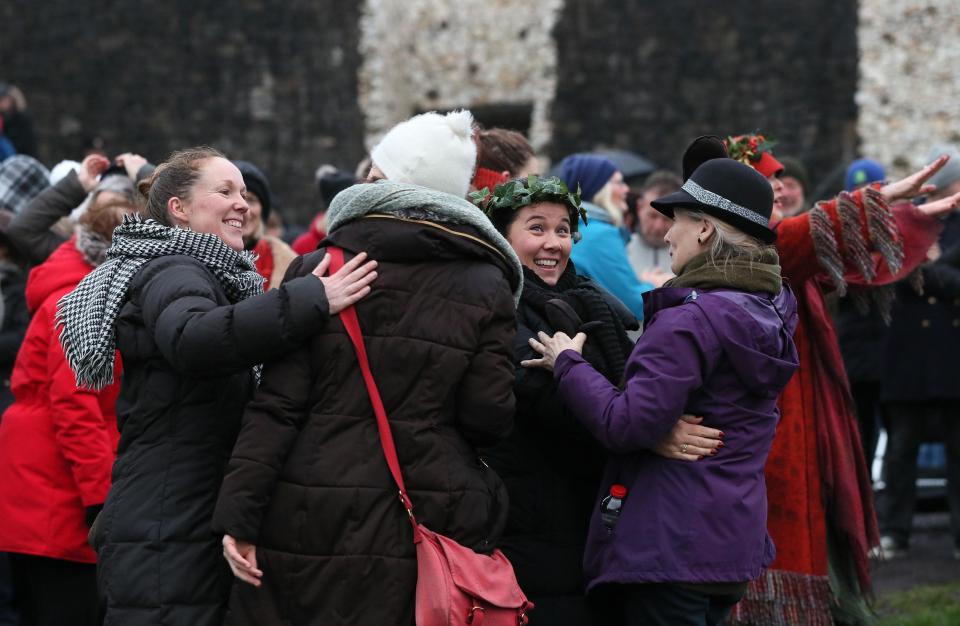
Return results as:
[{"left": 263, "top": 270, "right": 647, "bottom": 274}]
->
[
  {"left": 706, "top": 134, "right": 959, "bottom": 625},
  {"left": 0, "top": 154, "right": 134, "bottom": 626}
]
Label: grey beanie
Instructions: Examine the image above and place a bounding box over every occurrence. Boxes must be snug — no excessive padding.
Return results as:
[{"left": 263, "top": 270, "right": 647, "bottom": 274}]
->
[{"left": 927, "top": 145, "right": 960, "bottom": 192}]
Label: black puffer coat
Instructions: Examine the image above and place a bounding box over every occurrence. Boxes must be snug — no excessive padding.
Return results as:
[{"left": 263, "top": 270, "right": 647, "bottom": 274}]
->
[
  {"left": 95, "top": 255, "right": 331, "bottom": 626},
  {"left": 881, "top": 213, "right": 960, "bottom": 402},
  {"left": 482, "top": 263, "right": 636, "bottom": 625},
  {"left": 212, "top": 215, "right": 520, "bottom": 626}
]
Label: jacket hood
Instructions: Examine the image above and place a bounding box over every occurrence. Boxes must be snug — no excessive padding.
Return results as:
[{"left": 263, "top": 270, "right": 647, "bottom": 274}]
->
[
  {"left": 582, "top": 201, "right": 615, "bottom": 226},
  {"left": 645, "top": 285, "right": 799, "bottom": 396},
  {"left": 25, "top": 238, "right": 92, "bottom": 313},
  {"left": 325, "top": 216, "right": 522, "bottom": 302},
  {"left": 327, "top": 180, "right": 523, "bottom": 302}
]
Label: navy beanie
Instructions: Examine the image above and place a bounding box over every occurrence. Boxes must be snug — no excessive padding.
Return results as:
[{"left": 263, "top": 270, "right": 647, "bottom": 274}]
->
[
  {"left": 233, "top": 160, "right": 273, "bottom": 221},
  {"left": 559, "top": 154, "right": 617, "bottom": 200}
]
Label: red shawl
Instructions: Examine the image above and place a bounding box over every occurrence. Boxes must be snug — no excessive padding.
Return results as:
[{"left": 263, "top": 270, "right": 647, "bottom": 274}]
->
[{"left": 731, "top": 188, "right": 941, "bottom": 625}]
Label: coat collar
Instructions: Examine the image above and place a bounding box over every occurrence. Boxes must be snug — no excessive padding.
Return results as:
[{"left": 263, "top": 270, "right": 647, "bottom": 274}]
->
[{"left": 642, "top": 286, "right": 698, "bottom": 321}]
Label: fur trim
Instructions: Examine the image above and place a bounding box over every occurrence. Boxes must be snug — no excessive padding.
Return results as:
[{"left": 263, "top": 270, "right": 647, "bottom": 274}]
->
[
  {"left": 327, "top": 180, "right": 523, "bottom": 304},
  {"left": 863, "top": 186, "right": 904, "bottom": 276},
  {"left": 808, "top": 204, "right": 846, "bottom": 295},
  {"left": 811, "top": 188, "right": 908, "bottom": 321},
  {"left": 837, "top": 192, "right": 875, "bottom": 282}
]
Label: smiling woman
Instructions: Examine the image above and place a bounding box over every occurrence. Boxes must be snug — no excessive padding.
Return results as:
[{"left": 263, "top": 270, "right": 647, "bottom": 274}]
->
[
  {"left": 141, "top": 151, "right": 249, "bottom": 250},
  {"left": 521, "top": 159, "right": 799, "bottom": 626},
  {"left": 55, "top": 146, "right": 378, "bottom": 626},
  {"left": 474, "top": 175, "right": 727, "bottom": 624},
  {"left": 505, "top": 201, "right": 573, "bottom": 284}
]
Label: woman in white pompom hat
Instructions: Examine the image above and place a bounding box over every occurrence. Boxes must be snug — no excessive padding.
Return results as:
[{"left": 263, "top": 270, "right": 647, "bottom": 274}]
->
[
  {"left": 366, "top": 109, "right": 478, "bottom": 198},
  {"left": 213, "top": 110, "right": 526, "bottom": 625}
]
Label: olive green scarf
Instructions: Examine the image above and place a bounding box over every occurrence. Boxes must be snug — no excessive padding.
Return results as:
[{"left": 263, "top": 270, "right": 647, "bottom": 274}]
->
[{"left": 665, "top": 248, "right": 782, "bottom": 295}]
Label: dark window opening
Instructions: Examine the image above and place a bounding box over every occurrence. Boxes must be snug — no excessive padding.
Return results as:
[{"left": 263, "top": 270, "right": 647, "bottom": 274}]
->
[{"left": 418, "top": 103, "right": 533, "bottom": 136}]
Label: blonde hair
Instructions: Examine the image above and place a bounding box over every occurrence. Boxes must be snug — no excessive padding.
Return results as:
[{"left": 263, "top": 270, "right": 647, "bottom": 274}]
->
[
  {"left": 675, "top": 208, "right": 770, "bottom": 268},
  {"left": 592, "top": 181, "right": 624, "bottom": 227}
]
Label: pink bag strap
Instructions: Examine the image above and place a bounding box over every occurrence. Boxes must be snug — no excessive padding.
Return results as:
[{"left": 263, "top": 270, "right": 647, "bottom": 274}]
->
[{"left": 326, "top": 247, "right": 420, "bottom": 538}]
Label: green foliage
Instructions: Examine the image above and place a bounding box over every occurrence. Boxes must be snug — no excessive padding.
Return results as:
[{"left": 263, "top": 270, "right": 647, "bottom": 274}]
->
[
  {"left": 877, "top": 581, "right": 960, "bottom": 626},
  {"left": 469, "top": 175, "right": 587, "bottom": 225},
  {"left": 725, "top": 132, "right": 777, "bottom": 165}
]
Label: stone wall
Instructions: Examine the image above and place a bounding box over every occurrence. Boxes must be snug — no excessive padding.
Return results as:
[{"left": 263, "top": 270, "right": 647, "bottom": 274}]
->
[
  {"left": 0, "top": 0, "right": 367, "bottom": 223},
  {"left": 858, "top": 0, "right": 960, "bottom": 174},
  {"left": 7, "top": 0, "right": 954, "bottom": 223},
  {"left": 551, "top": 0, "right": 860, "bottom": 196},
  {"left": 358, "top": 0, "right": 562, "bottom": 153}
]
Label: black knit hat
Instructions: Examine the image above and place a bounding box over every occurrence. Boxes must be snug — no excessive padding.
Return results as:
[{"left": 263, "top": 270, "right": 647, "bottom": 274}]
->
[
  {"left": 317, "top": 170, "right": 357, "bottom": 208},
  {"left": 651, "top": 158, "right": 776, "bottom": 243},
  {"left": 233, "top": 160, "right": 272, "bottom": 222},
  {"left": 682, "top": 135, "right": 728, "bottom": 181}
]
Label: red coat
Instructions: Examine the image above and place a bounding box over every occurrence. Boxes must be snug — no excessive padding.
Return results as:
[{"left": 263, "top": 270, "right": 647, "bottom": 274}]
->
[
  {"left": 292, "top": 214, "right": 325, "bottom": 255},
  {"left": 731, "top": 189, "right": 942, "bottom": 625},
  {"left": 252, "top": 235, "right": 297, "bottom": 291},
  {"left": 0, "top": 238, "right": 120, "bottom": 563}
]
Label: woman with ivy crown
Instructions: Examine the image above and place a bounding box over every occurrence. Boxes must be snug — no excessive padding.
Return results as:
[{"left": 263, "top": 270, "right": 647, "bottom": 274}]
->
[
  {"left": 520, "top": 159, "right": 800, "bottom": 626},
  {"left": 474, "top": 175, "right": 724, "bottom": 625}
]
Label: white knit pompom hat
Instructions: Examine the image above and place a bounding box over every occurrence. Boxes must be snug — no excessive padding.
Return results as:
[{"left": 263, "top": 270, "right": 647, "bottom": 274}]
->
[
  {"left": 49, "top": 160, "right": 81, "bottom": 185},
  {"left": 370, "top": 110, "right": 477, "bottom": 198}
]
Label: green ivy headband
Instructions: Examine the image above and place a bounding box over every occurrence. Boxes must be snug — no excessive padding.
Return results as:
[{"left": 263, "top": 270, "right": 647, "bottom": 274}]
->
[{"left": 469, "top": 175, "right": 588, "bottom": 227}]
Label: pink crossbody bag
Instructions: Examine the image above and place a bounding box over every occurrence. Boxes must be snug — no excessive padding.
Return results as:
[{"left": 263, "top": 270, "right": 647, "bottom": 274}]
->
[{"left": 327, "top": 246, "right": 533, "bottom": 626}]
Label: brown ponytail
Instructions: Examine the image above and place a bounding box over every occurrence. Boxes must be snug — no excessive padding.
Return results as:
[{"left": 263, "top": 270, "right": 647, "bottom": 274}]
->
[
  {"left": 475, "top": 128, "right": 535, "bottom": 176},
  {"left": 139, "top": 147, "right": 225, "bottom": 226}
]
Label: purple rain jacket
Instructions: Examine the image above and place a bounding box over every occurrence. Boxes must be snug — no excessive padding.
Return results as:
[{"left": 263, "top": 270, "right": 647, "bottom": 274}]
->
[{"left": 552, "top": 285, "right": 799, "bottom": 589}]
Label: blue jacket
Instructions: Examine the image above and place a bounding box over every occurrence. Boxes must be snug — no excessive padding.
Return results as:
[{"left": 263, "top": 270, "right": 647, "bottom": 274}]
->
[
  {"left": 570, "top": 202, "right": 653, "bottom": 320},
  {"left": 553, "top": 285, "right": 799, "bottom": 588}
]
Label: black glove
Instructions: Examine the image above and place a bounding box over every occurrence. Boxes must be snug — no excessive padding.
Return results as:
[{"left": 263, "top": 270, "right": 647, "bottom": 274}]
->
[{"left": 544, "top": 299, "right": 603, "bottom": 336}]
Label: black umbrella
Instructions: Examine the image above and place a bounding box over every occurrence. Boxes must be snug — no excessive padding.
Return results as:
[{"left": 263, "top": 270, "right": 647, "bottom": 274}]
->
[{"left": 548, "top": 149, "right": 658, "bottom": 181}]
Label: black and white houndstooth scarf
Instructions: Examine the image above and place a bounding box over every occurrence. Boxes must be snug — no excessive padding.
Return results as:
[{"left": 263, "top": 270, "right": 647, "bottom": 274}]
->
[{"left": 56, "top": 215, "right": 265, "bottom": 390}]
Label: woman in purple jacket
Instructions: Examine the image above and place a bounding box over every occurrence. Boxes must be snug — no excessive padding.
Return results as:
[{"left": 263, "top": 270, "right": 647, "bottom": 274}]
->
[{"left": 524, "top": 158, "right": 800, "bottom": 626}]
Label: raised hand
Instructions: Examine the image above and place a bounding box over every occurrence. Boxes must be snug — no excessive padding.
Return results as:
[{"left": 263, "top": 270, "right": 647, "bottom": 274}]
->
[
  {"left": 880, "top": 154, "right": 950, "bottom": 204},
  {"left": 916, "top": 189, "right": 960, "bottom": 219},
  {"left": 115, "top": 153, "right": 148, "bottom": 179},
  {"left": 77, "top": 154, "right": 111, "bottom": 192}
]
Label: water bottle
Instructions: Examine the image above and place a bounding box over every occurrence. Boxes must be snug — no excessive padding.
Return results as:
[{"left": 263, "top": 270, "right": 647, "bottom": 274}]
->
[{"left": 600, "top": 484, "right": 627, "bottom": 530}]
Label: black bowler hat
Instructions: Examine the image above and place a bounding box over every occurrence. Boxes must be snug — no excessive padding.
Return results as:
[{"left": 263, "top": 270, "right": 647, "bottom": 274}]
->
[{"left": 650, "top": 157, "right": 776, "bottom": 244}]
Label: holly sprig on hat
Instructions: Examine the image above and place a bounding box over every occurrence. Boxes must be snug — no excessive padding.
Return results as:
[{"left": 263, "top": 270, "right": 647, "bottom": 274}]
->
[
  {"left": 725, "top": 133, "right": 778, "bottom": 167},
  {"left": 469, "top": 175, "right": 587, "bottom": 224}
]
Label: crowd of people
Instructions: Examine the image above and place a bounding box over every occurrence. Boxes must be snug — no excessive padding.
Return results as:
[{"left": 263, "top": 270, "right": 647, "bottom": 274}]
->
[{"left": 0, "top": 79, "right": 958, "bottom": 626}]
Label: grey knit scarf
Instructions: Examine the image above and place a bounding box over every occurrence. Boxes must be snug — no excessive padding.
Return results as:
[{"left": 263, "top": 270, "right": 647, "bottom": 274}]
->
[
  {"left": 56, "top": 215, "right": 264, "bottom": 390},
  {"left": 327, "top": 180, "right": 524, "bottom": 304}
]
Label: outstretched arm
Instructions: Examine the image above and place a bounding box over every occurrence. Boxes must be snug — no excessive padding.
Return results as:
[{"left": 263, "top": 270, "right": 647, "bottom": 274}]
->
[{"left": 7, "top": 155, "right": 108, "bottom": 264}]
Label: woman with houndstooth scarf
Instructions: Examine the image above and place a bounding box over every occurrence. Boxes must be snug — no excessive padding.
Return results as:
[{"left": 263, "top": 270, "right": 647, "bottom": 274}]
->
[{"left": 56, "top": 146, "right": 377, "bottom": 626}]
